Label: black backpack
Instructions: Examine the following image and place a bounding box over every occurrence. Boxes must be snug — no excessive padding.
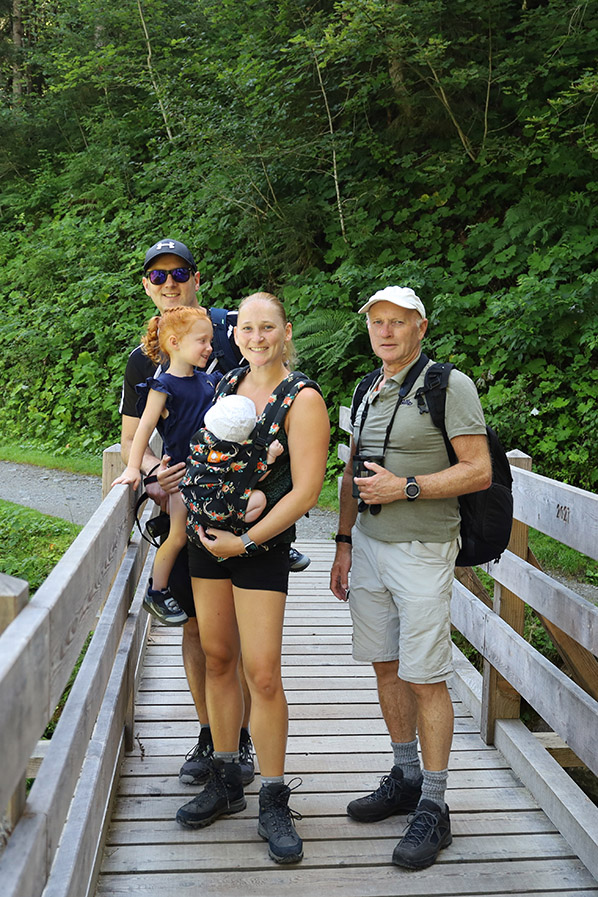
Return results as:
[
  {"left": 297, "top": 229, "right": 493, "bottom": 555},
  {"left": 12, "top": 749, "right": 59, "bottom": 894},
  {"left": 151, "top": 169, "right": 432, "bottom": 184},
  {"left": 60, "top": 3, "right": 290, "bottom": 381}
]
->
[
  {"left": 350, "top": 356, "right": 513, "bottom": 567},
  {"left": 208, "top": 307, "right": 244, "bottom": 372}
]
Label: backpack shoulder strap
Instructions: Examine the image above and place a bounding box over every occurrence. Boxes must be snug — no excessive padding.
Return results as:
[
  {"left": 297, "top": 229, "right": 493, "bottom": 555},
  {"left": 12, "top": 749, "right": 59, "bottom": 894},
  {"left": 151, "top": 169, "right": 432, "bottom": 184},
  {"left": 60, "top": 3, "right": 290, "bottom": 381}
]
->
[
  {"left": 253, "top": 371, "right": 322, "bottom": 450},
  {"left": 419, "top": 361, "right": 457, "bottom": 464},
  {"left": 214, "top": 365, "right": 248, "bottom": 399},
  {"left": 350, "top": 369, "right": 381, "bottom": 427},
  {"left": 209, "top": 307, "right": 243, "bottom": 372}
]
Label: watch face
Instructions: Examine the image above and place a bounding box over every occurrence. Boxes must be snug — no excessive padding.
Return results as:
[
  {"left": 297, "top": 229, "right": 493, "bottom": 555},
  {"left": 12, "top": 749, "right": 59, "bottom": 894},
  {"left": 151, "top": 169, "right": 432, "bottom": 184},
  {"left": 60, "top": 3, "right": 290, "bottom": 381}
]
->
[
  {"left": 405, "top": 480, "right": 420, "bottom": 498},
  {"left": 241, "top": 533, "right": 258, "bottom": 553}
]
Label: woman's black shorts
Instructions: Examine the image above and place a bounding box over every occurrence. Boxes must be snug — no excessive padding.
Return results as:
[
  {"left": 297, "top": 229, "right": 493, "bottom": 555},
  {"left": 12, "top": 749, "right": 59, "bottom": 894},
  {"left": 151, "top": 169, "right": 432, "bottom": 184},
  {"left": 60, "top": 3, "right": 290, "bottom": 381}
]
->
[{"left": 187, "top": 541, "right": 291, "bottom": 593}]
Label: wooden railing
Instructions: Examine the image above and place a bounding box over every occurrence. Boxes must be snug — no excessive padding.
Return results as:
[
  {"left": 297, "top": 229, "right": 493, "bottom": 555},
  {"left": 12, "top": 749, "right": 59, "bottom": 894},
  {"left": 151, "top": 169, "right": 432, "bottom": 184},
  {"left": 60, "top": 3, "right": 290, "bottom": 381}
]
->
[
  {"left": 0, "top": 443, "right": 154, "bottom": 897},
  {"left": 1, "top": 424, "right": 597, "bottom": 891},
  {"left": 339, "top": 405, "right": 598, "bottom": 878}
]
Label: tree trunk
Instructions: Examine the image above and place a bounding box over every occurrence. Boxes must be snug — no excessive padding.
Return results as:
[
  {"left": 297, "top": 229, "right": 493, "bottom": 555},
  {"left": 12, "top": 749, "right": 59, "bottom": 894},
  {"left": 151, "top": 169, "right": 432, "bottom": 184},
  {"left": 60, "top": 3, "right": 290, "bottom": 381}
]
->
[{"left": 12, "top": 0, "right": 24, "bottom": 103}]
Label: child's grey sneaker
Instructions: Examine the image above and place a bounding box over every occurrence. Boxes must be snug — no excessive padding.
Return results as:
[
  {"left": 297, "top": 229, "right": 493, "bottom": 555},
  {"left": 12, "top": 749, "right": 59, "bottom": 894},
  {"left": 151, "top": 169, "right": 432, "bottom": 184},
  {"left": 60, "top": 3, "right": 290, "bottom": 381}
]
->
[
  {"left": 143, "top": 578, "right": 188, "bottom": 626},
  {"left": 176, "top": 760, "right": 245, "bottom": 828},
  {"left": 347, "top": 766, "right": 422, "bottom": 822},
  {"left": 258, "top": 780, "right": 303, "bottom": 864},
  {"left": 392, "top": 798, "right": 452, "bottom": 869},
  {"left": 289, "top": 547, "right": 310, "bottom": 572},
  {"left": 179, "top": 730, "right": 214, "bottom": 785}
]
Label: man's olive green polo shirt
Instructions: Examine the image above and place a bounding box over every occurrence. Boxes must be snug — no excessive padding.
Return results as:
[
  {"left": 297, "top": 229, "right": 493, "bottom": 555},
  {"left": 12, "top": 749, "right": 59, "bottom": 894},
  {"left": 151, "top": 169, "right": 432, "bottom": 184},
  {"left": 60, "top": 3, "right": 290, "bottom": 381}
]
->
[{"left": 352, "top": 355, "right": 487, "bottom": 543}]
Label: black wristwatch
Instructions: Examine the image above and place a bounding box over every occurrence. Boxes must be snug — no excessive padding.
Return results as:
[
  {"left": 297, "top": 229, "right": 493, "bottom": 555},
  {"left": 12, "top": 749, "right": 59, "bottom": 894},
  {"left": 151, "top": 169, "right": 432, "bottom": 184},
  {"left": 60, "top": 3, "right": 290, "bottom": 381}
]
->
[
  {"left": 404, "top": 476, "right": 420, "bottom": 501},
  {"left": 240, "top": 532, "right": 260, "bottom": 555},
  {"left": 335, "top": 534, "right": 352, "bottom": 545}
]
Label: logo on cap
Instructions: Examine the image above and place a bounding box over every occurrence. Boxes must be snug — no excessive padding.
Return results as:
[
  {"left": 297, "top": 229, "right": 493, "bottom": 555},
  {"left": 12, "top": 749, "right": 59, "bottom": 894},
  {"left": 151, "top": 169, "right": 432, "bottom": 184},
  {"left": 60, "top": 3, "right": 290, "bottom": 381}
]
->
[{"left": 155, "top": 241, "right": 176, "bottom": 250}]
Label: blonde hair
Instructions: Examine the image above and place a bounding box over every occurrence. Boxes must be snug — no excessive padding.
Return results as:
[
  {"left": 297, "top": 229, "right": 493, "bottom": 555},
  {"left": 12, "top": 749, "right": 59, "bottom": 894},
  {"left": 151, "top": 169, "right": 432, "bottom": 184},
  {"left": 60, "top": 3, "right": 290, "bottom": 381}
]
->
[
  {"left": 141, "top": 306, "right": 210, "bottom": 364},
  {"left": 238, "top": 292, "right": 297, "bottom": 369}
]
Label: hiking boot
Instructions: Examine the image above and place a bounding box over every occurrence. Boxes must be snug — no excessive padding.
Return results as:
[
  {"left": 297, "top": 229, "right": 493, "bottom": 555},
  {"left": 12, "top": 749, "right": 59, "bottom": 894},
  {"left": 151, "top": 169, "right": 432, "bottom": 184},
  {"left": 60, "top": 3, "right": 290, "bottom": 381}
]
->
[
  {"left": 179, "top": 730, "right": 214, "bottom": 785},
  {"left": 238, "top": 732, "right": 255, "bottom": 786},
  {"left": 176, "top": 760, "right": 246, "bottom": 828},
  {"left": 392, "top": 798, "right": 452, "bottom": 869},
  {"left": 258, "top": 780, "right": 304, "bottom": 864},
  {"left": 347, "top": 766, "right": 422, "bottom": 822},
  {"left": 143, "top": 579, "right": 188, "bottom": 626},
  {"left": 289, "top": 547, "right": 310, "bottom": 572}
]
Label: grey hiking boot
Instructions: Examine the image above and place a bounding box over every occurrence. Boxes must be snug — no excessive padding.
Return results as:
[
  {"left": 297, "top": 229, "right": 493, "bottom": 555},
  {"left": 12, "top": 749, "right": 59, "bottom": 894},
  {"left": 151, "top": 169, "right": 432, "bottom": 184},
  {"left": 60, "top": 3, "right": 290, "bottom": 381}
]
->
[
  {"left": 238, "top": 730, "right": 255, "bottom": 786},
  {"left": 143, "top": 578, "right": 188, "bottom": 626},
  {"left": 179, "top": 730, "right": 214, "bottom": 785},
  {"left": 347, "top": 766, "right": 422, "bottom": 822},
  {"left": 258, "top": 780, "right": 303, "bottom": 864},
  {"left": 392, "top": 798, "right": 452, "bottom": 869},
  {"left": 176, "top": 760, "right": 246, "bottom": 829}
]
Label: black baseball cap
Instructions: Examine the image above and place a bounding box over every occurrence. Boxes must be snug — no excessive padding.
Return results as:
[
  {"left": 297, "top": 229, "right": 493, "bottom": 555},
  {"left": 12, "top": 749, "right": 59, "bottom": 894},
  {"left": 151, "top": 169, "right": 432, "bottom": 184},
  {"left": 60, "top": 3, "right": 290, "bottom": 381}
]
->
[{"left": 143, "top": 239, "right": 197, "bottom": 272}]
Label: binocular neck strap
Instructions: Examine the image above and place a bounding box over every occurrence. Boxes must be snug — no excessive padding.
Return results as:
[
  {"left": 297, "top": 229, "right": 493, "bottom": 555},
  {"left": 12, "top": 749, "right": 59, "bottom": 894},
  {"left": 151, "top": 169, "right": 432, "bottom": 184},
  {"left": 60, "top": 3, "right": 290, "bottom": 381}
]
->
[{"left": 355, "top": 353, "right": 429, "bottom": 457}]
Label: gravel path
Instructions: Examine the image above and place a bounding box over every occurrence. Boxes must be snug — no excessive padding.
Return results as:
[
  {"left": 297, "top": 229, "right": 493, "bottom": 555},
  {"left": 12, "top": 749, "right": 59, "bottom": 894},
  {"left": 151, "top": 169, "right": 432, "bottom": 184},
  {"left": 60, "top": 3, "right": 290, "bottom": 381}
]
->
[{"left": 2, "top": 460, "right": 595, "bottom": 601}]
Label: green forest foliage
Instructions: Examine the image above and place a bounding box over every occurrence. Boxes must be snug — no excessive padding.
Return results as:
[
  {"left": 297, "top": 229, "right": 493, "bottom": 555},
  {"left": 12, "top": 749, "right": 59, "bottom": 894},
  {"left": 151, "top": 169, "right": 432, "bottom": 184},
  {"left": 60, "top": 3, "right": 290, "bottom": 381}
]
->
[{"left": 0, "top": 0, "right": 596, "bottom": 488}]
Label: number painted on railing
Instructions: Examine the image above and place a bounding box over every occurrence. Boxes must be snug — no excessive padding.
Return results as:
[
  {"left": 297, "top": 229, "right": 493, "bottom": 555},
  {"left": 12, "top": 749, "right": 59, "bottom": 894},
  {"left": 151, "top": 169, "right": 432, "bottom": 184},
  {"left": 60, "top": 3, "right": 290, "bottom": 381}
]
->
[{"left": 556, "top": 504, "right": 571, "bottom": 523}]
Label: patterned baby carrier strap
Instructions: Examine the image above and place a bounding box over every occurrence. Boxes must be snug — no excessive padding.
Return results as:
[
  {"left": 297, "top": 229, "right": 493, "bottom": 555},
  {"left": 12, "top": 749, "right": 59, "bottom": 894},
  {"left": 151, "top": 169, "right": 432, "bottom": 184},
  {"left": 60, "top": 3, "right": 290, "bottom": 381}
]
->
[{"left": 182, "top": 368, "right": 321, "bottom": 545}]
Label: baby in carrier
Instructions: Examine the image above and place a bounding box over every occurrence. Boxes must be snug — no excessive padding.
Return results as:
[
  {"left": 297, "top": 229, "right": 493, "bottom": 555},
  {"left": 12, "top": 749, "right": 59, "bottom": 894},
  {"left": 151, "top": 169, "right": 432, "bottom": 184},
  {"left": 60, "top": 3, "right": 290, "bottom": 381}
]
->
[{"left": 181, "top": 394, "right": 283, "bottom": 536}]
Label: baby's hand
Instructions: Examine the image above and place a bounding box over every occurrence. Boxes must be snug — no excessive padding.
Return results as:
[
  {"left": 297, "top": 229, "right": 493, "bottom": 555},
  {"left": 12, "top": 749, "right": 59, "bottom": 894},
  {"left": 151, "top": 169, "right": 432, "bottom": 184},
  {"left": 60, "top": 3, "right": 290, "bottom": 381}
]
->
[
  {"left": 266, "top": 439, "right": 284, "bottom": 466},
  {"left": 112, "top": 467, "right": 141, "bottom": 490}
]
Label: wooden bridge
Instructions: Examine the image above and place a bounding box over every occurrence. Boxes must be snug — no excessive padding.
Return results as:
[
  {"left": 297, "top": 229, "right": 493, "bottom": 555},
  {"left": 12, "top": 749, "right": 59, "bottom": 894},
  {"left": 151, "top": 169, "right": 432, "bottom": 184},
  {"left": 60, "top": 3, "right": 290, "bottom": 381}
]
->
[{"left": 1, "top": 444, "right": 598, "bottom": 896}]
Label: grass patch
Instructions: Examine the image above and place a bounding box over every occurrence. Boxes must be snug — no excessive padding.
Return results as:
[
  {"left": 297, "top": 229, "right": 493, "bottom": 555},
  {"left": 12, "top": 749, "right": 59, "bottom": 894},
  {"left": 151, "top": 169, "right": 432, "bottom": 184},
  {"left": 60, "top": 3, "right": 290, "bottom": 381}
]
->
[
  {"left": 0, "top": 499, "right": 81, "bottom": 593},
  {"left": 318, "top": 477, "right": 339, "bottom": 513},
  {"left": 530, "top": 529, "right": 598, "bottom": 584},
  {"left": 0, "top": 441, "right": 102, "bottom": 476}
]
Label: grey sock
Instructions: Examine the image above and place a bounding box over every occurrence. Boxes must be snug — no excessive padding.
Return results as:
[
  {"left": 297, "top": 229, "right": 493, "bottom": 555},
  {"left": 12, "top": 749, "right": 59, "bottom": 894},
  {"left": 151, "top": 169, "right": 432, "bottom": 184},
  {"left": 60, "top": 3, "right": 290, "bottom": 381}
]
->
[
  {"left": 213, "top": 750, "right": 239, "bottom": 764},
  {"left": 421, "top": 768, "right": 448, "bottom": 810},
  {"left": 391, "top": 739, "right": 422, "bottom": 783},
  {"left": 261, "top": 775, "right": 285, "bottom": 788}
]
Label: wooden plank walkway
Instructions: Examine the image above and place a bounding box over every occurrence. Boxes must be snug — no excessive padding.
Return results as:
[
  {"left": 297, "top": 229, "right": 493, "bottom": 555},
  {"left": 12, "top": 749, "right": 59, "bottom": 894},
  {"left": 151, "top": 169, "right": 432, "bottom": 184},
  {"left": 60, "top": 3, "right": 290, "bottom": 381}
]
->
[{"left": 95, "top": 541, "right": 598, "bottom": 896}]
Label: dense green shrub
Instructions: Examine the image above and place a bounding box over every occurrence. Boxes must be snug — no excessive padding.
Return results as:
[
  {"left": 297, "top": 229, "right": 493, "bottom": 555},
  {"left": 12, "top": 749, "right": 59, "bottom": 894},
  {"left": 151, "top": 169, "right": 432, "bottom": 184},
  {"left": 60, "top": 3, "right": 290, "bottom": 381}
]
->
[{"left": 0, "top": 0, "right": 596, "bottom": 489}]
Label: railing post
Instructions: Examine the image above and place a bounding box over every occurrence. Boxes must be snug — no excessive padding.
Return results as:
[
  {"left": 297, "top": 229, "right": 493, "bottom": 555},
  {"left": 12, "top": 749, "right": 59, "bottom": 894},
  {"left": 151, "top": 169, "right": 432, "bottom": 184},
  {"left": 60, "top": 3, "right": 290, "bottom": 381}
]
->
[
  {"left": 103, "top": 432, "right": 163, "bottom": 500},
  {"left": 102, "top": 443, "right": 125, "bottom": 500},
  {"left": 480, "top": 450, "right": 532, "bottom": 744},
  {"left": 0, "top": 573, "right": 29, "bottom": 838}
]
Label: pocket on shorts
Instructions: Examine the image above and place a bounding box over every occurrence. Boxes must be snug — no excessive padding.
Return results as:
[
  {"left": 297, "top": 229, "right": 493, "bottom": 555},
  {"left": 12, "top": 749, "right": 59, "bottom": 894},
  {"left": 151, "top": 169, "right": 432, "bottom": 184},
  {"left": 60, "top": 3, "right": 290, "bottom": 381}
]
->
[{"left": 411, "top": 540, "right": 459, "bottom": 565}]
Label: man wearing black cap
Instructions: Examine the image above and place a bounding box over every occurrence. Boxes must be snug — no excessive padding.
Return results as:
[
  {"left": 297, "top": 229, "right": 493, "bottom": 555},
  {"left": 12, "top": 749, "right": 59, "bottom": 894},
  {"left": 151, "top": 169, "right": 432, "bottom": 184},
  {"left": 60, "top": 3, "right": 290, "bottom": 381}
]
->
[{"left": 119, "top": 238, "right": 310, "bottom": 791}]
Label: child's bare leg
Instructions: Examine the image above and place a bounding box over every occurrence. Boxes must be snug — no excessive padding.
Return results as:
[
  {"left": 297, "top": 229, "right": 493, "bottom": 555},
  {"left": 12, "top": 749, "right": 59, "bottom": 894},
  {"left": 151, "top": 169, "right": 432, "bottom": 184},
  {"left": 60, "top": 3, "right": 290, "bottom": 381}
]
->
[
  {"left": 244, "top": 489, "right": 267, "bottom": 523},
  {"left": 151, "top": 492, "right": 188, "bottom": 590}
]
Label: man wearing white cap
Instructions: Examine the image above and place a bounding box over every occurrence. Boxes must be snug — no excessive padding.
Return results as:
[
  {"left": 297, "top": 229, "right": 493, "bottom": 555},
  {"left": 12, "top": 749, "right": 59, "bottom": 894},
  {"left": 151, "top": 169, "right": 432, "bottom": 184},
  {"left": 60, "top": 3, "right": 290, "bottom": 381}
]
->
[{"left": 330, "top": 286, "right": 491, "bottom": 870}]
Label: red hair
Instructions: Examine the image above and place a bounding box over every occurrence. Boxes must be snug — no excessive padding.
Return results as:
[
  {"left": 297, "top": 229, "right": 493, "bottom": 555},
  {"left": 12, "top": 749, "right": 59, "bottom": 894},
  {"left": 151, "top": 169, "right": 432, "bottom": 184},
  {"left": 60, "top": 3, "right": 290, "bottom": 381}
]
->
[{"left": 141, "top": 306, "right": 211, "bottom": 364}]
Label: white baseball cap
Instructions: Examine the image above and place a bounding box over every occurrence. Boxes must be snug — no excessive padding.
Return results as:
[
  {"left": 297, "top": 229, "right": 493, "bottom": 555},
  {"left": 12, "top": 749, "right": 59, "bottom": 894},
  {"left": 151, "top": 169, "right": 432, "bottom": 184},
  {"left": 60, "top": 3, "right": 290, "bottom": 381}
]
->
[{"left": 358, "top": 286, "right": 426, "bottom": 318}]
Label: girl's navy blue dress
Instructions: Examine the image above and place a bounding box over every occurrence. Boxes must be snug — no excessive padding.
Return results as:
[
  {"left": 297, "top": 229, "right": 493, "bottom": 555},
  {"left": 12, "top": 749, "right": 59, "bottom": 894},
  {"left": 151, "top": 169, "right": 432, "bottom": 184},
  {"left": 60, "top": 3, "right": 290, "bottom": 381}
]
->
[{"left": 136, "top": 370, "right": 222, "bottom": 465}]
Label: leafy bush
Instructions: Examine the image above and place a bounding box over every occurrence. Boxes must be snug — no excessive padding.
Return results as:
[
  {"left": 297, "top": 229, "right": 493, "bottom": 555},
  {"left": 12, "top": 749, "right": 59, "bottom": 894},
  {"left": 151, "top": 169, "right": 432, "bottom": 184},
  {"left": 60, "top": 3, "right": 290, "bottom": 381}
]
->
[{"left": 0, "top": 0, "right": 596, "bottom": 488}]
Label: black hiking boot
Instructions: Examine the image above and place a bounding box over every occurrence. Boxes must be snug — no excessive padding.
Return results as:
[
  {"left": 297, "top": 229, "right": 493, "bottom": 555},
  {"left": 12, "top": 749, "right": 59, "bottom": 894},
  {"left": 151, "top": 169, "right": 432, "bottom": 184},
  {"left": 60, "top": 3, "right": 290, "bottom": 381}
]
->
[
  {"left": 179, "top": 729, "right": 214, "bottom": 785},
  {"left": 347, "top": 766, "right": 422, "bottom": 822},
  {"left": 176, "top": 760, "right": 246, "bottom": 828},
  {"left": 392, "top": 798, "right": 452, "bottom": 869},
  {"left": 238, "top": 730, "right": 255, "bottom": 786},
  {"left": 258, "top": 780, "right": 304, "bottom": 864}
]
